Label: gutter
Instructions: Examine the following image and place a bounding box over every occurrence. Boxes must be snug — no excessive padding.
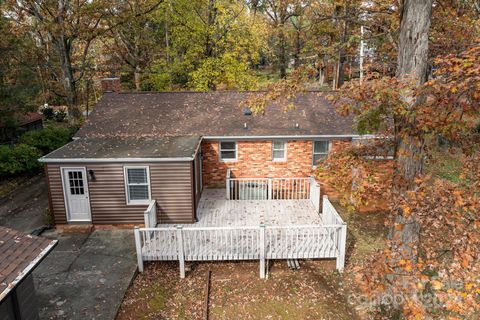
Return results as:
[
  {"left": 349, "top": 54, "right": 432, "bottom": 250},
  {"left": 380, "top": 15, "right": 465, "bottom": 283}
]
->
[
  {"left": 38, "top": 157, "right": 195, "bottom": 163},
  {"left": 202, "top": 134, "right": 364, "bottom": 140}
]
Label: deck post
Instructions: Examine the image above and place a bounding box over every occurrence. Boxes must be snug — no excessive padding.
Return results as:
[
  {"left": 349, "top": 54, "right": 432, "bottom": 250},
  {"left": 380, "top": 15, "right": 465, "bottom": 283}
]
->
[
  {"left": 176, "top": 226, "right": 186, "bottom": 278},
  {"left": 267, "top": 178, "right": 273, "bottom": 200},
  {"left": 259, "top": 224, "right": 266, "bottom": 279},
  {"left": 336, "top": 223, "right": 347, "bottom": 271},
  {"left": 134, "top": 227, "right": 144, "bottom": 272},
  {"left": 226, "top": 169, "right": 231, "bottom": 200},
  {"left": 310, "top": 177, "right": 321, "bottom": 213}
]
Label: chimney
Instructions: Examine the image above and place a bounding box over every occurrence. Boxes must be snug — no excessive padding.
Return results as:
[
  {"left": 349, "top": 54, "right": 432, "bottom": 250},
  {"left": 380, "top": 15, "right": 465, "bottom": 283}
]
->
[{"left": 100, "top": 78, "right": 121, "bottom": 93}]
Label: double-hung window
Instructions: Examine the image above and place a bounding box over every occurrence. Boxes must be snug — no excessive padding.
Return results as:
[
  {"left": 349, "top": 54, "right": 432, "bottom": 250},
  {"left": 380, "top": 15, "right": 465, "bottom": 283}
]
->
[
  {"left": 313, "top": 141, "right": 330, "bottom": 165},
  {"left": 272, "top": 141, "right": 287, "bottom": 161},
  {"left": 124, "top": 166, "right": 151, "bottom": 204},
  {"left": 219, "top": 141, "right": 237, "bottom": 161}
]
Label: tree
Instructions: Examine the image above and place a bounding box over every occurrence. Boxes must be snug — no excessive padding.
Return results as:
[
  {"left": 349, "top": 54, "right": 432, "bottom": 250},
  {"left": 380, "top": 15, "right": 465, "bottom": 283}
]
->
[
  {"left": 0, "top": 11, "right": 42, "bottom": 141},
  {"left": 148, "top": 0, "right": 265, "bottom": 90},
  {"left": 257, "top": 0, "right": 301, "bottom": 78},
  {"left": 6, "top": 0, "right": 110, "bottom": 120},
  {"left": 105, "top": 0, "right": 164, "bottom": 91}
]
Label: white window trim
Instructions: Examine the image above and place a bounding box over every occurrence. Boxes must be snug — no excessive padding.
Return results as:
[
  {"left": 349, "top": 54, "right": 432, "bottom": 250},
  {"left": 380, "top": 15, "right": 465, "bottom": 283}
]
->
[
  {"left": 219, "top": 141, "right": 237, "bottom": 162},
  {"left": 272, "top": 140, "right": 287, "bottom": 162},
  {"left": 124, "top": 166, "right": 151, "bottom": 205},
  {"left": 312, "top": 140, "right": 331, "bottom": 167}
]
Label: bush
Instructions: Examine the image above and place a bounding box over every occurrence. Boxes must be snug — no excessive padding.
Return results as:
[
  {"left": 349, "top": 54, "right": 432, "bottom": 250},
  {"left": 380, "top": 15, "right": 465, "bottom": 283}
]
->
[
  {"left": 0, "top": 144, "right": 42, "bottom": 177},
  {"left": 19, "top": 125, "right": 73, "bottom": 154},
  {"left": 54, "top": 108, "right": 67, "bottom": 122},
  {"left": 41, "top": 105, "right": 55, "bottom": 120}
]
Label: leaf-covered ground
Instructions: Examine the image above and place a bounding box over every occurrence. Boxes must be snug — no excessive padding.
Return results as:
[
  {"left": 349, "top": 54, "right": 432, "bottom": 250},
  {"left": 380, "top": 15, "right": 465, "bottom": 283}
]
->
[
  {"left": 117, "top": 260, "right": 358, "bottom": 320},
  {"left": 117, "top": 203, "right": 387, "bottom": 320}
]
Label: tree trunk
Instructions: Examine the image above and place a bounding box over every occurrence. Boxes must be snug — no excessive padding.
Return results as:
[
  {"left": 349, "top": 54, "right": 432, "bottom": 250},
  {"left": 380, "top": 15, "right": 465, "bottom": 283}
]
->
[
  {"left": 134, "top": 65, "right": 142, "bottom": 91},
  {"left": 56, "top": 38, "right": 81, "bottom": 120},
  {"left": 396, "top": 0, "right": 432, "bottom": 84},
  {"left": 293, "top": 28, "right": 301, "bottom": 69},
  {"left": 278, "top": 27, "right": 287, "bottom": 78},
  {"left": 388, "top": 0, "right": 433, "bottom": 307},
  {"left": 395, "top": 0, "right": 433, "bottom": 188}
]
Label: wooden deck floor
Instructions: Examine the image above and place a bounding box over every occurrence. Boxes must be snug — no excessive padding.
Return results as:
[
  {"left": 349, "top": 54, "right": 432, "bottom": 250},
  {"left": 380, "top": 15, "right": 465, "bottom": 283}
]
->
[{"left": 163, "top": 188, "right": 322, "bottom": 228}]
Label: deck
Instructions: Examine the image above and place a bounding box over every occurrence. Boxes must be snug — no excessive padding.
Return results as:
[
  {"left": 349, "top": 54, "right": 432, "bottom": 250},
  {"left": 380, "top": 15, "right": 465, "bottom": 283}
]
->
[
  {"left": 164, "top": 188, "right": 322, "bottom": 228},
  {"left": 135, "top": 182, "right": 347, "bottom": 278}
]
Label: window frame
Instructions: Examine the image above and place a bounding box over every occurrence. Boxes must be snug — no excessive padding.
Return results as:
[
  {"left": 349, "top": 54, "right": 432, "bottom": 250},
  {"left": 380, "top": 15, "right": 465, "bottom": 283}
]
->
[
  {"left": 271, "top": 140, "right": 287, "bottom": 162},
  {"left": 312, "top": 140, "right": 330, "bottom": 166},
  {"left": 123, "top": 166, "right": 151, "bottom": 205},
  {"left": 218, "top": 141, "right": 237, "bottom": 162}
]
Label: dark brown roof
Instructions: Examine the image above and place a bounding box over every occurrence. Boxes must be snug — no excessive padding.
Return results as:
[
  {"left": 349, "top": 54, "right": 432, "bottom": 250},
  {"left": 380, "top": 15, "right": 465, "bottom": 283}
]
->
[
  {"left": 20, "top": 112, "right": 43, "bottom": 126},
  {"left": 0, "top": 227, "right": 56, "bottom": 301},
  {"left": 76, "top": 91, "right": 357, "bottom": 138},
  {"left": 43, "top": 135, "right": 201, "bottom": 160}
]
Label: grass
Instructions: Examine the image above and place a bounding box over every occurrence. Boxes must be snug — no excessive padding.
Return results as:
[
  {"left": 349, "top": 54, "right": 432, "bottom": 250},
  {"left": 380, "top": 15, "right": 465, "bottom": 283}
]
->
[{"left": 426, "top": 148, "right": 463, "bottom": 183}]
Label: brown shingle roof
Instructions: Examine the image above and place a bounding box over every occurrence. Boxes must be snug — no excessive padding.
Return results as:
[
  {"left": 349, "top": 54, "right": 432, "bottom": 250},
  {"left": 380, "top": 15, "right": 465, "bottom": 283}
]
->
[
  {"left": 0, "top": 227, "right": 56, "bottom": 301},
  {"left": 42, "top": 136, "right": 201, "bottom": 160},
  {"left": 76, "top": 91, "right": 357, "bottom": 138}
]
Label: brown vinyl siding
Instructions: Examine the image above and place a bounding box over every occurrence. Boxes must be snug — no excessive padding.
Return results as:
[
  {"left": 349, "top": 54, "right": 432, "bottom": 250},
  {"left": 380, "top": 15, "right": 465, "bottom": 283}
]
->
[{"left": 45, "top": 161, "right": 195, "bottom": 225}]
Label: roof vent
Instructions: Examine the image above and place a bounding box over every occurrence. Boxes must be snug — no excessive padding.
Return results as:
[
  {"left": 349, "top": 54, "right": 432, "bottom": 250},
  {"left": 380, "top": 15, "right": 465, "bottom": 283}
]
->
[
  {"left": 243, "top": 107, "right": 252, "bottom": 116},
  {"left": 295, "top": 123, "right": 300, "bottom": 129}
]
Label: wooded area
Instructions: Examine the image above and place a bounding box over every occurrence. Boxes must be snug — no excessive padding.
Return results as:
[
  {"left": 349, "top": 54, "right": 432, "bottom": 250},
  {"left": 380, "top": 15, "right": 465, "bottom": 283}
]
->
[{"left": 1, "top": 0, "right": 480, "bottom": 319}]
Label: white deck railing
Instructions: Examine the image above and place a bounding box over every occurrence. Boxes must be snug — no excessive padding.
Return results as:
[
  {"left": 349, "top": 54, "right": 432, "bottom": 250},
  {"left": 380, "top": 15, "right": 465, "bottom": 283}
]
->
[
  {"left": 143, "top": 200, "right": 157, "bottom": 228},
  {"left": 134, "top": 197, "right": 346, "bottom": 278},
  {"left": 225, "top": 170, "right": 321, "bottom": 212}
]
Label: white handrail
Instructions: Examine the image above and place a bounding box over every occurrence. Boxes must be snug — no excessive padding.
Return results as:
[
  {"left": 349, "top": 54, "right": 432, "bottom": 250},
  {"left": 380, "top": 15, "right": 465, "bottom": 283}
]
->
[
  {"left": 143, "top": 200, "right": 157, "bottom": 228},
  {"left": 227, "top": 176, "right": 312, "bottom": 200}
]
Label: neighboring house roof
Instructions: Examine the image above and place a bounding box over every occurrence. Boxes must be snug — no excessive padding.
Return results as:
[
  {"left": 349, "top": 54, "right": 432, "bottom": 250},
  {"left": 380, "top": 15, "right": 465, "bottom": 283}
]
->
[
  {"left": 75, "top": 91, "right": 357, "bottom": 138},
  {"left": 20, "top": 112, "right": 43, "bottom": 126},
  {"left": 0, "top": 227, "right": 57, "bottom": 301},
  {"left": 41, "top": 136, "right": 201, "bottom": 162}
]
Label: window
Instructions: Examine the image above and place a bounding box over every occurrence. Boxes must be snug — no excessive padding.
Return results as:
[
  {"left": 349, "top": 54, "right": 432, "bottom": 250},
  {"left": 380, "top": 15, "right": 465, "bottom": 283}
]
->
[
  {"left": 68, "top": 171, "right": 85, "bottom": 195},
  {"left": 124, "top": 166, "right": 151, "bottom": 204},
  {"left": 313, "top": 141, "right": 330, "bottom": 165},
  {"left": 272, "top": 141, "right": 287, "bottom": 161},
  {"left": 219, "top": 141, "right": 237, "bottom": 161}
]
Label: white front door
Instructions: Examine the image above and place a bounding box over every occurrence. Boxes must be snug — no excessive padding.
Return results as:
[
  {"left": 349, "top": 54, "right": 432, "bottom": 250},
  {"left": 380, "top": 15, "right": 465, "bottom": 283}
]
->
[{"left": 62, "top": 167, "right": 91, "bottom": 222}]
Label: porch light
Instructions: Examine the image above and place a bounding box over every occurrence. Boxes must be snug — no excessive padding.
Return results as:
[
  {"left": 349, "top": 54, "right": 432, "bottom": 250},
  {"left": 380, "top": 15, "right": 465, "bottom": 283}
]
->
[
  {"left": 244, "top": 122, "right": 248, "bottom": 129},
  {"left": 88, "top": 169, "right": 96, "bottom": 181},
  {"left": 295, "top": 123, "right": 300, "bottom": 129}
]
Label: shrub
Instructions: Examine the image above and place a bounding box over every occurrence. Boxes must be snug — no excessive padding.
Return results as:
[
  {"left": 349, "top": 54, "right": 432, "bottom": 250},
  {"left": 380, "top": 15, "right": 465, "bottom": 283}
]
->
[
  {"left": 54, "top": 108, "right": 67, "bottom": 122},
  {"left": 0, "top": 145, "right": 23, "bottom": 175},
  {"left": 40, "top": 105, "right": 55, "bottom": 120},
  {"left": 0, "top": 144, "right": 42, "bottom": 177},
  {"left": 12, "top": 144, "right": 42, "bottom": 172},
  {"left": 19, "top": 125, "right": 73, "bottom": 154}
]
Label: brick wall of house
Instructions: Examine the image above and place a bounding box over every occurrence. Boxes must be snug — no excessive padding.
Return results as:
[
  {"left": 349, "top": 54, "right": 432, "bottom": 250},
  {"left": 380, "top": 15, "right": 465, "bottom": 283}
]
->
[{"left": 201, "top": 139, "right": 348, "bottom": 187}]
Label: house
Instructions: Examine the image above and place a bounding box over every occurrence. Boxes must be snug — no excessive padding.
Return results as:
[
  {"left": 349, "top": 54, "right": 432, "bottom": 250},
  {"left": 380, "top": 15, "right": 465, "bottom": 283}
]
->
[
  {"left": 0, "top": 112, "right": 43, "bottom": 143},
  {"left": 39, "top": 79, "right": 358, "bottom": 225},
  {"left": 0, "top": 227, "right": 57, "bottom": 319},
  {"left": 39, "top": 78, "right": 357, "bottom": 277}
]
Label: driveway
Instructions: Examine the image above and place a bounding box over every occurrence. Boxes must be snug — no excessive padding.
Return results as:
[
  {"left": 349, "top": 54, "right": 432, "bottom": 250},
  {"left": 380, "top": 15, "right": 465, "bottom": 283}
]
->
[
  {"left": 0, "top": 175, "right": 138, "bottom": 319},
  {"left": 0, "top": 175, "right": 47, "bottom": 233},
  {"left": 33, "top": 229, "right": 137, "bottom": 319}
]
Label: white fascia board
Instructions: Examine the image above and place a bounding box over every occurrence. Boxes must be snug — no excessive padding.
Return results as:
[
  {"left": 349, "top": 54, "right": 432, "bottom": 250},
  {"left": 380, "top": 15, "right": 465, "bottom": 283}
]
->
[
  {"left": 202, "top": 134, "right": 362, "bottom": 140},
  {"left": 39, "top": 157, "right": 194, "bottom": 163}
]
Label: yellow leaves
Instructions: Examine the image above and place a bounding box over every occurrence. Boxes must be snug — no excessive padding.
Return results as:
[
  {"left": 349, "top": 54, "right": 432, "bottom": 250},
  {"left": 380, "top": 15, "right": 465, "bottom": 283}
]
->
[
  {"left": 464, "top": 283, "right": 474, "bottom": 291},
  {"left": 432, "top": 280, "right": 443, "bottom": 290},
  {"left": 402, "top": 206, "right": 412, "bottom": 217}
]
